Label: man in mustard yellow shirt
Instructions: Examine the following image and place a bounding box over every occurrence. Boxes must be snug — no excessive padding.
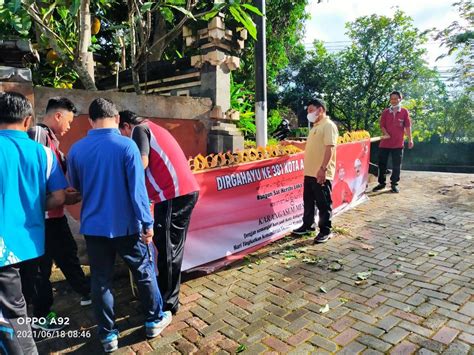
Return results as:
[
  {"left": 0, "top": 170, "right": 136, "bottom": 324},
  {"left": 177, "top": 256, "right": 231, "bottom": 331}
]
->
[{"left": 283, "top": 99, "right": 339, "bottom": 243}]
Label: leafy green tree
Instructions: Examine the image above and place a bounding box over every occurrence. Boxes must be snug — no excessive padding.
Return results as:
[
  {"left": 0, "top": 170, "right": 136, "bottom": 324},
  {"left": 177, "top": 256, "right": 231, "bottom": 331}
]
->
[
  {"left": 399, "top": 71, "right": 449, "bottom": 142},
  {"left": 280, "top": 10, "right": 431, "bottom": 133},
  {"left": 126, "top": 0, "right": 263, "bottom": 93},
  {"left": 0, "top": 1, "right": 31, "bottom": 37},
  {"left": 1, "top": 0, "right": 116, "bottom": 89},
  {"left": 230, "top": 75, "right": 284, "bottom": 140},
  {"left": 1, "top": 0, "right": 264, "bottom": 92},
  {"left": 406, "top": 91, "right": 474, "bottom": 143},
  {"left": 278, "top": 41, "right": 334, "bottom": 119},
  {"left": 234, "top": 0, "right": 310, "bottom": 94},
  {"left": 442, "top": 93, "right": 474, "bottom": 142},
  {"left": 435, "top": 0, "right": 473, "bottom": 91},
  {"left": 231, "top": 76, "right": 256, "bottom": 139}
]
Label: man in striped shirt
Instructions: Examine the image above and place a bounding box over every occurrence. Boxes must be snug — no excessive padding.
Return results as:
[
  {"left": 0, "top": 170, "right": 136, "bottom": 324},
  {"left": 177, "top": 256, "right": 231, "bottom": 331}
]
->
[
  {"left": 23, "top": 97, "right": 91, "bottom": 332},
  {"left": 119, "top": 110, "right": 199, "bottom": 315}
]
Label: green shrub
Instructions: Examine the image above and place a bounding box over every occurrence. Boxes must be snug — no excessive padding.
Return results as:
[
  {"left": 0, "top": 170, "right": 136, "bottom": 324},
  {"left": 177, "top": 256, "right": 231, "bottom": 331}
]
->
[
  {"left": 244, "top": 140, "right": 256, "bottom": 149},
  {"left": 290, "top": 127, "right": 309, "bottom": 138},
  {"left": 267, "top": 109, "right": 283, "bottom": 136}
]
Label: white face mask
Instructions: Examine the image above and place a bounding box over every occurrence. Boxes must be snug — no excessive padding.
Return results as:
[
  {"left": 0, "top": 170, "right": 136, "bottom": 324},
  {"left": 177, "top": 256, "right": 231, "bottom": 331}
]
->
[{"left": 307, "top": 112, "right": 317, "bottom": 123}]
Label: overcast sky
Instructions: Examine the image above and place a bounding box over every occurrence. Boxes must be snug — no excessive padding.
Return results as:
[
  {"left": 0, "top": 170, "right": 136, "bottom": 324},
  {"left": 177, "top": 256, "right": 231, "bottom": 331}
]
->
[{"left": 304, "top": 0, "right": 460, "bottom": 72}]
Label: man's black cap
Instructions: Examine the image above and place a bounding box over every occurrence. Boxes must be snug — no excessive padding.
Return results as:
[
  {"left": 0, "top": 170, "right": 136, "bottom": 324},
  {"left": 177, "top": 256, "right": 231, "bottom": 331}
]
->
[{"left": 306, "top": 98, "right": 326, "bottom": 111}]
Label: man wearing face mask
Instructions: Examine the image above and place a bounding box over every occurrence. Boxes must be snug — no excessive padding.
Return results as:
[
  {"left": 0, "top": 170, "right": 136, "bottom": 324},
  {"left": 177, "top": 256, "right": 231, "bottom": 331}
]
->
[
  {"left": 282, "top": 98, "right": 339, "bottom": 243},
  {"left": 373, "top": 91, "right": 413, "bottom": 193}
]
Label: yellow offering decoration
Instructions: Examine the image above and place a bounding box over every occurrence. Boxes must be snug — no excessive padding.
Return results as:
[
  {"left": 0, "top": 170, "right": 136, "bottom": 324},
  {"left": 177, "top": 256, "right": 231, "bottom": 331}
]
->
[{"left": 189, "top": 130, "right": 370, "bottom": 172}]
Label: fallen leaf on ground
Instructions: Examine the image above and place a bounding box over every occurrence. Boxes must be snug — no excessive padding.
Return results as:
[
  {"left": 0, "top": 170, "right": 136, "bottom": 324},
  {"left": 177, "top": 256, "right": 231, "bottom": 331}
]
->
[
  {"left": 356, "top": 271, "right": 372, "bottom": 280},
  {"left": 332, "top": 226, "right": 351, "bottom": 236},
  {"left": 361, "top": 244, "right": 374, "bottom": 251},
  {"left": 319, "top": 304, "right": 330, "bottom": 313},
  {"left": 355, "top": 280, "right": 368, "bottom": 286},
  {"left": 280, "top": 249, "right": 298, "bottom": 260},
  {"left": 236, "top": 344, "right": 247, "bottom": 353},
  {"left": 319, "top": 286, "right": 327, "bottom": 293},
  {"left": 428, "top": 251, "right": 438, "bottom": 257},
  {"left": 283, "top": 277, "right": 292, "bottom": 282},
  {"left": 328, "top": 262, "right": 343, "bottom": 271},
  {"left": 339, "top": 298, "right": 349, "bottom": 303}
]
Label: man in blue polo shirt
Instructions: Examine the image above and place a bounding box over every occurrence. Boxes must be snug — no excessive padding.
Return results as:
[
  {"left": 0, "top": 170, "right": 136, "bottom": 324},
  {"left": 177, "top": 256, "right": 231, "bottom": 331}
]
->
[
  {"left": 67, "top": 98, "right": 171, "bottom": 353},
  {"left": 0, "top": 92, "right": 67, "bottom": 354}
]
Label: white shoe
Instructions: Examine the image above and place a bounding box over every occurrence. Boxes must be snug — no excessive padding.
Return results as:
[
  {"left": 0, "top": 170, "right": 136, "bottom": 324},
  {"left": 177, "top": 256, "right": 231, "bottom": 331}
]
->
[{"left": 145, "top": 311, "right": 172, "bottom": 338}]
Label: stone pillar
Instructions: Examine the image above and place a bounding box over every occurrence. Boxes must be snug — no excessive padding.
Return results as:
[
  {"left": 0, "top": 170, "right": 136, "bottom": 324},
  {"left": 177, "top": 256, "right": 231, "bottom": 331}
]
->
[
  {"left": 200, "top": 62, "right": 231, "bottom": 113},
  {"left": 184, "top": 14, "right": 248, "bottom": 154}
]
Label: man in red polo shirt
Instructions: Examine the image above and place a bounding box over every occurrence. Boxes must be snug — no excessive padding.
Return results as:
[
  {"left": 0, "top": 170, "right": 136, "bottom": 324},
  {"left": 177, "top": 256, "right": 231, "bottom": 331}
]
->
[{"left": 373, "top": 91, "right": 414, "bottom": 193}]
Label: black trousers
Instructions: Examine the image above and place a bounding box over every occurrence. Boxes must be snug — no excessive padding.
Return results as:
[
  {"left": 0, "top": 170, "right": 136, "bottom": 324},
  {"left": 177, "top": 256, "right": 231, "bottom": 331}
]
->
[
  {"left": 153, "top": 191, "right": 199, "bottom": 313},
  {"left": 21, "top": 216, "right": 90, "bottom": 317},
  {"left": 378, "top": 148, "right": 403, "bottom": 186},
  {"left": 302, "top": 176, "right": 333, "bottom": 236},
  {"left": 0, "top": 264, "right": 38, "bottom": 355}
]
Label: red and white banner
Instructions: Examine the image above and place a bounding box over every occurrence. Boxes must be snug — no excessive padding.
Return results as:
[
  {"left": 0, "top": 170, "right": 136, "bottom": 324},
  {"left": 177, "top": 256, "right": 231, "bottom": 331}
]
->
[{"left": 183, "top": 139, "right": 371, "bottom": 271}]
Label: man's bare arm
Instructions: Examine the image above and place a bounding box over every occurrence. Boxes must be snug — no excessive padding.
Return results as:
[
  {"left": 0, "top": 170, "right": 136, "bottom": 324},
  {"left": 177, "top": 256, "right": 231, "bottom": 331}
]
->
[
  {"left": 380, "top": 115, "right": 390, "bottom": 139},
  {"left": 141, "top": 155, "right": 149, "bottom": 169},
  {"left": 321, "top": 145, "right": 335, "bottom": 169},
  {"left": 316, "top": 145, "right": 335, "bottom": 184},
  {"left": 46, "top": 190, "right": 65, "bottom": 210},
  {"left": 281, "top": 140, "right": 306, "bottom": 150},
  {"left": 405, "top": 126, "right": 414, "bottom": 149}
]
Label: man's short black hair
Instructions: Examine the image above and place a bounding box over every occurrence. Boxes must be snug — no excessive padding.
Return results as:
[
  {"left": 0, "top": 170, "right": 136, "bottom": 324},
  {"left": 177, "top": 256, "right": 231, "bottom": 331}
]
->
[
  {"left": 0, "top": 91, "right": 33, "bottom": 124},
  {"left": 46, "top": 97, "right": 77, "bottom": 114},
  {"left": 89, "top": 98, "right": 118, "bottom": 121},
  {"left": 390, "top": 91, "right": 402, "bottom": 99},
  {"left": 118, "top": 110, "right": 145, "bottom": 128},
  {"left": 306, "top": 98, "right": 327, "bottom": 111}
]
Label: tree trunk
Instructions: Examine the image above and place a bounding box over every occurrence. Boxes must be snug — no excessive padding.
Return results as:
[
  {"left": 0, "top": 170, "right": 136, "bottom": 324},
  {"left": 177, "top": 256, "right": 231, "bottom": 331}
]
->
[
  {"left": 129, "top": 10, "right": 143, "bottom": 95},
  {"left": 148, "top": 12, "right": 167, "bottom": 62},
  {"left": 78, "top": 0, "right": 95, "bottom": 84},
  {"left": 25, "top": 2, "right": 97, "bottom": 90}
]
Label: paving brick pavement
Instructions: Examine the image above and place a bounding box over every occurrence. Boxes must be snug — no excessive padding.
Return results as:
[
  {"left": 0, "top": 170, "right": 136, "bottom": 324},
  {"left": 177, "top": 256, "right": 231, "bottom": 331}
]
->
[{"left": 36, "top": 171, "right": 474, "bottom": 354}]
